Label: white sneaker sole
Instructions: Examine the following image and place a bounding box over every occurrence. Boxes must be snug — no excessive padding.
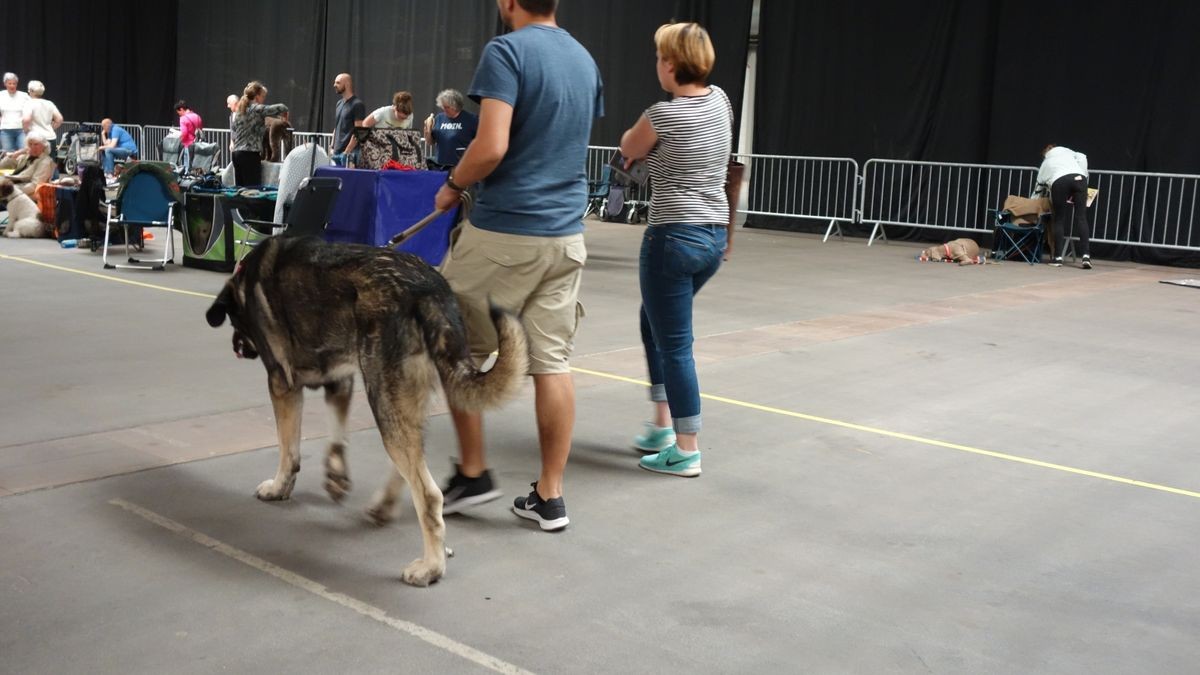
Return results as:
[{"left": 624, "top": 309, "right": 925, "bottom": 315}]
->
[
  {"left": 633, "top": 441, "right": 673, "bottom": 455},
  {"left": 512, "top": 506, "right": 569, "bottom": 531},
  {"left": 442, "top": 489, "right": 502, "bottom": 515},
  {"left": 639, "top": 462, "right": 701, "bottom": 478}
]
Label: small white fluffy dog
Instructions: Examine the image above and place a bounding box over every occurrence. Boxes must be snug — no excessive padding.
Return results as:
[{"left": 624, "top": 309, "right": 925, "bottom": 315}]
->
[{"left": 2, "top": 177, "right": 48, "bottom": 238}]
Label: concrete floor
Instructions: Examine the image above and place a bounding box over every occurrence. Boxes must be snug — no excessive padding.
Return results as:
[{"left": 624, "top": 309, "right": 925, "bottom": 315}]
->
[{"left": 1, "top": 221, "right": 1198, "bottom": 674}]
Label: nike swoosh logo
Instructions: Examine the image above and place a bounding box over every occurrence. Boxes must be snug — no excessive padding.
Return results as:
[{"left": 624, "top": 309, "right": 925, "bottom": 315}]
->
[
  {"left": 523, "top": 499, "right": 537, "bottom": 510},
  {"left": 665, "top": 456, "right": 693, "bottom": 467}
]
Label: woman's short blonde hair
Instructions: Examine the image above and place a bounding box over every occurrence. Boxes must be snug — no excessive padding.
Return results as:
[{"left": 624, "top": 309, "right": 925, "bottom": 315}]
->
[{"left": 654, "top": 22, "right": 715, "bottom": 86}]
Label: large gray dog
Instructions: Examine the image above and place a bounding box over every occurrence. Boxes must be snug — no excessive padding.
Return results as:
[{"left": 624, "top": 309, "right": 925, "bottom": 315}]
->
[{"left": 206, "top": 236, "right": 527, "bottom": 586}]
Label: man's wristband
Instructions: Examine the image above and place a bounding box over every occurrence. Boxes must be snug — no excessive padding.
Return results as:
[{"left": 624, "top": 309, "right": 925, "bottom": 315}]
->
[{"left": 445, "top": 173, "right": 466, "bottom": 192}]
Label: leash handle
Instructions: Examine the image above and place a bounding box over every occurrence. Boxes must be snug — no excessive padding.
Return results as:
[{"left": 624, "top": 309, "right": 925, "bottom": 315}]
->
[
  {"left": 386, "top": 209, "right": 445, "bottom": 248},
  {"left": 384, "top": 190, "right": 473, "bottom": 249}
]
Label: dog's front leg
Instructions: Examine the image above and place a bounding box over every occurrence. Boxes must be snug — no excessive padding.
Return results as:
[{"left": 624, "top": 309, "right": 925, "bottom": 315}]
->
[
  {"left": 257, "top": 384, "right": 303, "bottom": 501},
  {"left": 322, "top": 377, "right": 354, "bottom": 502}
]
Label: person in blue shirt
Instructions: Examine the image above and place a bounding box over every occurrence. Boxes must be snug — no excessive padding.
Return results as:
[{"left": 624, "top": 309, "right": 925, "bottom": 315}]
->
[
  {"left": 432, "top": 0, "right": 603, "bottom": 532},
  {"left": 422, "top": 89, "right": 478, "bottom": 170},
  {"left": 99, "top": 118, "right": 138, "bottom": 175}
]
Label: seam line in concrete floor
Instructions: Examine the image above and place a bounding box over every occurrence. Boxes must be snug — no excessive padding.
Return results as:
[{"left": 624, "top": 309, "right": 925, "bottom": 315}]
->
[
  {"left": 109, "top": 498, "right": 535, "bottom": 675},
  {"left": 2, "top": 251, "right": 1193, "bottom": 504}
]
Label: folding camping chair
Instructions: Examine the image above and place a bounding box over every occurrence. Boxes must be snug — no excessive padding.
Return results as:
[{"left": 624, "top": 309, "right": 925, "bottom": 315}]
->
[
  {"left": 989, "top": 207, "right": 1045, "bottom": 264},
  {"left": 232, "top": 176, "right": 342, "bottom": 258},
  {"left": 583, "top": 165, "right": 611, "bottom": 219},
  {"left": 102, "top": 167, "right": 181, "bottom": 270}
]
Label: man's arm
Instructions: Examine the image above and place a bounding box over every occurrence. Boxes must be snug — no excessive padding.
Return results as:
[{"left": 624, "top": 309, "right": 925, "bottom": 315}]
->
[{"left": 434, "top": 98, "right": 512, "bottom": 211}]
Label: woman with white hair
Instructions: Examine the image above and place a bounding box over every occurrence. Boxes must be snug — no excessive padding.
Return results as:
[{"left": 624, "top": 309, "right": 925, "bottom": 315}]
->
[
  {"left": 0, "top": 72, "right": 31, "bottom": 152},
  {"left": 421, "top": 88, "right": 477, "bottom": 170},
  {"left": 23, "top": 80, "right": 63, "bottom": 142},
  {"left": 0, "top": 132, "right": 55, "bottom": 195}
]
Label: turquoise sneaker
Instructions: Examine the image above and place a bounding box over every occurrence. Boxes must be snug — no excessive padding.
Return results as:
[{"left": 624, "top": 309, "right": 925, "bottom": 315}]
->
[
  {"left": 639, "top": 444, "right": 701, "bottom": 477},
  {"left": 633, "top": 423, "right": 676, "bottom": 454}
]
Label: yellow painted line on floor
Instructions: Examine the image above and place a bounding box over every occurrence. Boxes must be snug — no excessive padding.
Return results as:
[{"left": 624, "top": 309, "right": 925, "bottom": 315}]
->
[
  {"left": 570, "top": 366, "right": 1200, "bottom": 501},
  {"left": 13, "top": 250, "right": 1192, "bottom": 502},
  {"left": 0, "top": 253, "right": 217, "bottom": 299},
  {"left": 109, "top": 498, "right": 534, "bottom": 675}
]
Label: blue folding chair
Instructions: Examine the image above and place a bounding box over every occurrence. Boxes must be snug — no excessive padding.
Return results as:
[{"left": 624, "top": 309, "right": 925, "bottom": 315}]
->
[
  {"left": 102, "top": 169, "right": 180, "bottom": 270},
  {"left": 989, "top": 208, "right": 1045, "bottom": 265}
]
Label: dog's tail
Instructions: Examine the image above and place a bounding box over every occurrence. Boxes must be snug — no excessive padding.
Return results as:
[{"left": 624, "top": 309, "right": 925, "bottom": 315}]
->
[{"left": 421, "top": 298, "right": 529, "bottom": 412}]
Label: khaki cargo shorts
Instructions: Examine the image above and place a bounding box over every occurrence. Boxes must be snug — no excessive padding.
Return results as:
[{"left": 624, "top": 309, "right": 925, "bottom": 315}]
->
[{"left": 440, "top": 220, "right": 586, "bottom": 375}]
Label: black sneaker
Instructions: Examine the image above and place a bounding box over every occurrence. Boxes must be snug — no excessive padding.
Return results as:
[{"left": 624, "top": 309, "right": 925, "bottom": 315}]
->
[
  {"left": 1081, "top": 255, "right": 1092, "bottom": 269},
  {"left": 512, "top": 482, "right": 569, "bottom": 531},
  {"left": 1050, "top": 257, "right": 1064, "bottom": 267},
  {"left": 441, "top": 464, "right": 501, "bottom": 515}
]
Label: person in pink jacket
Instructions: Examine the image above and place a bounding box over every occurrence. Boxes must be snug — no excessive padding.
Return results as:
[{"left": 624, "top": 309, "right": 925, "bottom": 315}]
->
[{"left": 174, "top": 100, "right": 203, "bottom": 174}]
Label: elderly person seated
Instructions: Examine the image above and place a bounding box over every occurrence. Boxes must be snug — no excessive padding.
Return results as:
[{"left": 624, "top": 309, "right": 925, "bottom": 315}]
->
[
  {"left": 0, "top": 132, "right": 54, "bottom": 196},
  {"left": 99, "top": 118, "right": 139, "bottom": 176}
]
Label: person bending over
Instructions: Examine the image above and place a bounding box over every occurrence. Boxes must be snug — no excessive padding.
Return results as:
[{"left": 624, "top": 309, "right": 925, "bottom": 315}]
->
[
  {"left": 1038, "top": 144, "right": 1092, "bottom": 269},
  {"left": 99, "top": 119, "right": 139, "bottom": 176}
]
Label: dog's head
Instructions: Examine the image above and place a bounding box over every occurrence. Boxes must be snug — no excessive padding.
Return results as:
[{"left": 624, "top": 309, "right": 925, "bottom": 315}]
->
[
  {"left": 918, "top": 244, "right": 948, "bottom": 262},
  {"left": 206, "top": 279, "right": 259, "bottom": 360}
]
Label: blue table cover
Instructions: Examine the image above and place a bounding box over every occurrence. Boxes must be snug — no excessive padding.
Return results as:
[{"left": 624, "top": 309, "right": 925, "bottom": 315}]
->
[{"left": 316, "top": 166, "right": 457, "bottom": 266}]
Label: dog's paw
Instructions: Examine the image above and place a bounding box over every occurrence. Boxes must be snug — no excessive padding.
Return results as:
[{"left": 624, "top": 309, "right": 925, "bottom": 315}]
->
[
  {"left": 364, "top": 497, "right": 398, "bottom": 526},
  {"left": 324, "top": 473, "right": 352, "bottom": 502},
  {"left": 401, "top": 558, "right": 445, "bottom": 587},
  {"left": 255, "top": 477, "right": 295, "bottom": 501}
]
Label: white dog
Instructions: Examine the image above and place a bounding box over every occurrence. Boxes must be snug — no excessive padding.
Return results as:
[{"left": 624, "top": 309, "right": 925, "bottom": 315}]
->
[{"left": 2, "top": 178, "right": 48, "bottom": 239}]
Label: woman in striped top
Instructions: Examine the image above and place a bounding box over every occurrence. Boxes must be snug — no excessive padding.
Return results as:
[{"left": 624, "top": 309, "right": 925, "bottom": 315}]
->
[
  {"left": 231, "top": 81, "right": 288, "bottom": 187},
  {"left": 619, "top": 22, "right": 733, "bottom": 478}
]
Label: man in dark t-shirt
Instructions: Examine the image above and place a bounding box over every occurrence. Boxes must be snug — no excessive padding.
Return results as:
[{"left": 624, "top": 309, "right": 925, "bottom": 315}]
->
[{"left": 330, "top": 73, "right": 366, "bottom": 167}]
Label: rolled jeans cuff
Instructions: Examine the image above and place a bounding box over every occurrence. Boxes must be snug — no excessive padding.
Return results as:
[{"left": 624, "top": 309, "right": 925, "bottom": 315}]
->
[
  {"left": 673, "top": 414, "right": 701, "bottom": 435},
  {"left": 648, "top": 383, "right": 667, "bottom": 403}
]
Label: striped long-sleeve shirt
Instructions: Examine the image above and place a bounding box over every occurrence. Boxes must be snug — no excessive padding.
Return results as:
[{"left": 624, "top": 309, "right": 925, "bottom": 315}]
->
[
  {"left": 232, "top": 103, "right": 287, "bottom": 153},
  {"left": 644, "top": 85, "right": 733, "bottom": 226}
]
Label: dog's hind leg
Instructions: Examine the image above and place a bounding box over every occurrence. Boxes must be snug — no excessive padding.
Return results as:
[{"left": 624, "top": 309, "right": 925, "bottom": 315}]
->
[
  {"left": 364, "top": 364, "right": 445, "bottom": 587},
  {"left": 365, "top": 468, "right": 405, "bottom": 526},
  {"left": 322, "top": 377, "right": 354, "bottom": 502},
  {"left": 257, "top": 384, "right": 303, "bottom": 501}
]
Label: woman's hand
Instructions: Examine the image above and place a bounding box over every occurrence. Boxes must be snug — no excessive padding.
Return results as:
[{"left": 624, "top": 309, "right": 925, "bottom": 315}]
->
[{"left": 722, "top": 241, "right": 732, "bottom": 261}]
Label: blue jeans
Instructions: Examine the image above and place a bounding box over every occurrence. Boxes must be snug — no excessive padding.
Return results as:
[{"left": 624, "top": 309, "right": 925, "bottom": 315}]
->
[
  {"left": 0, "top": 128, "right": 25, "bottom": 152},
  {"left": 102, "top": 147, "right": 134, "bottom": 174},
  {"left": 639, "top": 223, "right": 726, "bottom": 434}
]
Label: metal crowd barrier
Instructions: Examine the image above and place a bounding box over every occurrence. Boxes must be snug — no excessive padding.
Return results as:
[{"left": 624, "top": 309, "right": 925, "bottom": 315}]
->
[
  {"left": 140, "top": 124, "right": 174, "bottom": 161},
  {"left": 1088, "top": 169, "right": 1200, "bottom": 252},
  {"left": 859, "top": 159, "right": 1038, "bottom": 245},
  {"left": 734, "top": 153, "right": 859, "bottom": 240},
  {"left": 586, "top": 145, "right": 651, "bottom": 204}
]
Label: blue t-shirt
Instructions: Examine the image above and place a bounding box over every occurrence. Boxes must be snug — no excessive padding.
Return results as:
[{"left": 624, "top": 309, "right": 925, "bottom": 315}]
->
[
  {"left": 431, "top": 110, "right": 478, "bottom": 166},
  {"left": 111, "top": 124, "right": 138, "bottom": 152},
  {"left": 468, "top": 24, "right": 604, "bottom": 236}
]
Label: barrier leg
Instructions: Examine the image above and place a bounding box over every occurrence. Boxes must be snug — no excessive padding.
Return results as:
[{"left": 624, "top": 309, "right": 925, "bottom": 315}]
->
[
  {"left": 868, "top": 222, "right": 888, "bottom": 246},
  {"left": 822, "top": 219, "right": 844, "bottom": 242}
]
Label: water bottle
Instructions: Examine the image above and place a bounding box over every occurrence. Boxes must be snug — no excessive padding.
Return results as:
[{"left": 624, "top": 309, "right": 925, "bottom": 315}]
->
[{"left": 60, "top": 239, "right": 78, "bottom": 249}]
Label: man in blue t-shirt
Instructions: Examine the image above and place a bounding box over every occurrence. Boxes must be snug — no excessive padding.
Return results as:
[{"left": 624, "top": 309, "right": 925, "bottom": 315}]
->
[
  {"left": 433, "top": 0, "right": 603, "bottom": 532},
  {"left": 422, "top": 88, "right": 478, "bottom": 170},
  {"left": 99, "top": 118, "right": 139, "bottom": 175}
]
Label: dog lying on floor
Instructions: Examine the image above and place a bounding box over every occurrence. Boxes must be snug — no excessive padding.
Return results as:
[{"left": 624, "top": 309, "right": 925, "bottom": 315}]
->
[
  {"left": 205, "top": 236, "right": 528, "bottom": 586},
  {"left": 2, "top": 177, "right": 48, "bottom": 238},
  {"left": 918, "top": 238, "right": 983, "bottom": 265}
]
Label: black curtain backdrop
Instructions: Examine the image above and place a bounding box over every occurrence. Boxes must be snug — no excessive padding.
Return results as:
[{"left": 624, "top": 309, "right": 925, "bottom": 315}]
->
[
  {"left": 557, "top": 0, "right": 753, "bottom": 145},
  {"left": 752, "top": 0, "right": 1200, "bottom": 265},
  {"left": 176, "top": 0, "right": 496, "bottom": 134},
  {"left": 3, "top": 2, "right": 177, "bottom": 126}
]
